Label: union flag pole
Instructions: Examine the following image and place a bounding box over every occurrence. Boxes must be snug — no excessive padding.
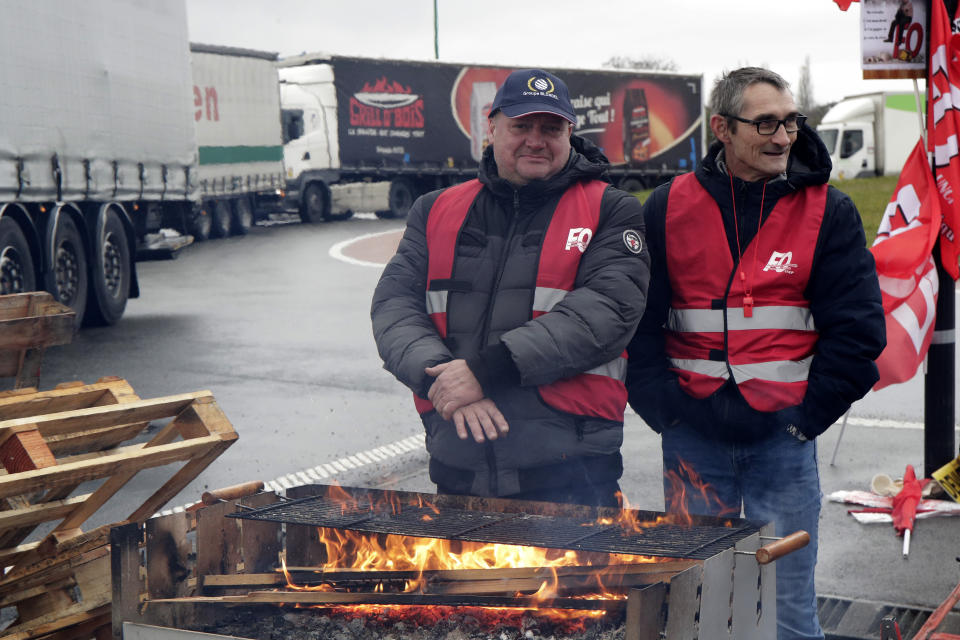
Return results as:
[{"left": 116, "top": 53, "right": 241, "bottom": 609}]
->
[{"left": 924, "top": 0, "right": 957, "bottom": 478}]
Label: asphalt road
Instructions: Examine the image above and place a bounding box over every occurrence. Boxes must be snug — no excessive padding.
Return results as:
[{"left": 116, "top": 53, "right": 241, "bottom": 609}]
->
[
  {"left": 39, "top": 215, "right": 416, "bottom": 527},
  {"left": 31, "top": 212, "right": 960, "bottom": 619}
]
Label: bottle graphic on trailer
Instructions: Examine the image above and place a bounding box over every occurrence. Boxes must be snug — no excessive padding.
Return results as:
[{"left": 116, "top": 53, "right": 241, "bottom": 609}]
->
[
  {"left": 623, "top": 88, "right": 651, "bottom": 164},
  {"left": 470, "top": 82, "right": 498, "bottom": 162}
]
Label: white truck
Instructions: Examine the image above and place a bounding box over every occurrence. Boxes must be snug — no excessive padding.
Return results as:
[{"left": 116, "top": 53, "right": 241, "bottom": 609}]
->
[
  {"left": 816, "top": 91, "right": 923, "bottom": 180},
  {"left": 0, "top": 0, "right": 200, "bottom": 326},
  {"left": 277, "top": 55, "right": 705, "bottom": 220},
  {"left": 189, "top": 44, "right": 285, "bottom": 240},
  {"left": 0, "top": 1, "right": 286, "bottom": 326}
]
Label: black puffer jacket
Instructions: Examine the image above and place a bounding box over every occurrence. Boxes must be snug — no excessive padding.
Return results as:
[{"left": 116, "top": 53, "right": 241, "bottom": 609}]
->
[
  {"left": 372, "top": 136, "right": 650, "bottom": 496},
  {"left": 626, "top": 124, "right": 885, "bottom": 442}
]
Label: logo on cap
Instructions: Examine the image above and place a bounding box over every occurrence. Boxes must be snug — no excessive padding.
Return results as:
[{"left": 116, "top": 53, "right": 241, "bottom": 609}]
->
[{"left": 528, "top": 76, "right": 555, "bottom": 94}]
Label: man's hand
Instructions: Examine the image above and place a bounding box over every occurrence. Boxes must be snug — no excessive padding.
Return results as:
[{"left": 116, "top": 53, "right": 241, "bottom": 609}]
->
[
  {"left": 426, "top": 359, "right": 484, "bottom": 420},
  {"left": 452, "top": 398, "right": 510, "bottom": 443}
]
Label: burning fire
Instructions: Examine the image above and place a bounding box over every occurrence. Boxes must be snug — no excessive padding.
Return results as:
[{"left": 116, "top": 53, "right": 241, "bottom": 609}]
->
[{"left": 273, "top": 477, "right": 730, "bottom": 631}]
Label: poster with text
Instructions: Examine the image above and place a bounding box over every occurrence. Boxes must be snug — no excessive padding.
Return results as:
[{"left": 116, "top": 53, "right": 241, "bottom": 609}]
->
[
  {"left": 861, "top": 0, "right": 927, "bottom": 78},
  {"left": 332, "top": 57, "right": 703, "bottom": 173}
]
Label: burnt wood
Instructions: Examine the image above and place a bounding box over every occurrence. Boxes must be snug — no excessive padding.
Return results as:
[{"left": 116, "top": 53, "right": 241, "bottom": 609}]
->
[{"left": 150, "top": 590, "right": 629, "bottom": 612}]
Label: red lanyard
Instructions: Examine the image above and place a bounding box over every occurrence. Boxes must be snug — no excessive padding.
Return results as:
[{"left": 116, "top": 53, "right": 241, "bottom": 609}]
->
[{"left": 728, "top": 173, "right": 767, "bottom": 318}]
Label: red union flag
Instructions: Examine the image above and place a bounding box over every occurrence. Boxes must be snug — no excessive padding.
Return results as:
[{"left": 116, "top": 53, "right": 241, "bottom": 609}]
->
[
  {"left": 871, "top": 141, "right": 942, "bottom": 390},
  {"left": 831, "top": 0, "right": 858, "bottom": 10},
  {"left": 928, "top": 0, "right": 960, "bottom": 281}
]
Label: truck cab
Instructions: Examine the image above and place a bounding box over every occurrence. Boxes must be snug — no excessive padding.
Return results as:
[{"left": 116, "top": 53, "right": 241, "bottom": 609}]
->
[
  {"left": 817, "top": 96, "right": 876, "bottom": 180},
  {"left": 817, "top": 92, "right": 921, "bottom": 180}
]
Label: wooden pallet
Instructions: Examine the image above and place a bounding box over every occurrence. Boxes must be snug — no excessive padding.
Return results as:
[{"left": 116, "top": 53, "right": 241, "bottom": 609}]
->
[
  {"left": 0, "top": 293, "right": 75, "bottom": 391},
  {"left": 0, "top": 380, "right": 238, "bottom": 640}
]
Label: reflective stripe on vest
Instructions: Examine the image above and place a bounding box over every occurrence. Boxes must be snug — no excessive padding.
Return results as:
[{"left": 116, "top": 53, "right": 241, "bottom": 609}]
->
[
  {"left": 664, "top": 172, "right": 827, "bottom": 412},
  {"left": 415, "top": 178, "right": 627, "bottom": 421}
]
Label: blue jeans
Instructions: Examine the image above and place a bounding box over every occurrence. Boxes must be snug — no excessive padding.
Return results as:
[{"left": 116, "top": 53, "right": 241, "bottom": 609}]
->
[{"left": 661, "top": 422, "right": 824, "bottom": 640}]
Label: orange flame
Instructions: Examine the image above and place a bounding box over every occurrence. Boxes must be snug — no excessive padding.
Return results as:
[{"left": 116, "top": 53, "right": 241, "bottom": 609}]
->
[
  {"left": 273, "top": 485, "right": 708, "bottom": 630},
  {"left": 664, "top": 459, "right": 737, "bottom": 523}
]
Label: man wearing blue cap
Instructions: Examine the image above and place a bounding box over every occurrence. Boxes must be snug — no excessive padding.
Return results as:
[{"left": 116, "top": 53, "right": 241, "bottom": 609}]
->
[{"left": 372, "top": 68, "right": 649, "bottom": 507}]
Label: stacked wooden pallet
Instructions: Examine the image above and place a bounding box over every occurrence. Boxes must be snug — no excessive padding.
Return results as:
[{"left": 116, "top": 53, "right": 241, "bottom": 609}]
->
[
  {"left": 0, "top": 378, "right": 238, "bottom": 640},
  {"left": 0, "top": 292, "right": 75, "bottom": 391}
]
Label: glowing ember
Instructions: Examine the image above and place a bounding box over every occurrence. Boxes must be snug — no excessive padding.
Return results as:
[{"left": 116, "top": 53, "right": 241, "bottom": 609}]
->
[{"left": 325, "top": 604, "right": 599, "bottom": 635}]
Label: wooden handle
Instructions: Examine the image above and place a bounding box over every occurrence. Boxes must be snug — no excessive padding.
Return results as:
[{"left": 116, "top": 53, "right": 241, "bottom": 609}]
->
[
  {"left": 201, "top": 481, "right": 265, "bottom": 505},
  {"left": 755, "top": 531, "right": 810, "bottom": 565}
]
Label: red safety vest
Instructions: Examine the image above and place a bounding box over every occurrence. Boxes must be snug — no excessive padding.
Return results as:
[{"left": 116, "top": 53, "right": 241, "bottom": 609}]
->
[
  {"left": 664, "top": 173, "right": 826, "bottom": 412},
  {"left": 414, "top": 178, "right": 627, "bottom": 421}
]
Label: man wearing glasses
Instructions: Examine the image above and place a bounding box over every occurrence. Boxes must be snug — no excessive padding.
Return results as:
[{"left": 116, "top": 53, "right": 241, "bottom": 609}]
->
[{"left": 626, "top": 67, "right": 884, "bottom": 640}]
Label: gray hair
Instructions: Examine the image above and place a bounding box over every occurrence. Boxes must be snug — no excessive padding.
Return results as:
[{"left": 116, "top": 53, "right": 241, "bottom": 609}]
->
[{"left": 710, "top": 67, "right": 791, "bottom": 121}]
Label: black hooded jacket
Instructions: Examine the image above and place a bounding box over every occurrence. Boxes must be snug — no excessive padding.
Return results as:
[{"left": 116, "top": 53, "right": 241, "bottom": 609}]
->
[
  {"left": 625, "top": 124, "right": 885, "bottom": 442},
  {"left": 372, "top": 135, "right": 650, "bottom": 495}
]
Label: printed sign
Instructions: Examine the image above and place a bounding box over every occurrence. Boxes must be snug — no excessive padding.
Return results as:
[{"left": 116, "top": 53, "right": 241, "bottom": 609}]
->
[
  {"left": 331, "top": 58, "right": 703, "bottom": 173},
  {"left": 861, "top": 0, "right": 928, "bottom": 79}
]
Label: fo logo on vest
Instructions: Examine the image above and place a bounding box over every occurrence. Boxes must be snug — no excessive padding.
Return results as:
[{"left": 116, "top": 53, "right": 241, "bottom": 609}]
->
[
  {"left": 762, "top": 250, "right": 798, "bottom": 274},
  {"left": 622, "top": 229, "right": 643, "bottom": 254},
  {"left": 565, "top": 227, "right": 593, "bottom": 252}
]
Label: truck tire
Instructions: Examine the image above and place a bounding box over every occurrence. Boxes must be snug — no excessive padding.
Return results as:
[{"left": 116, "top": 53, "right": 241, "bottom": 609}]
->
[
  {"left": 376, "top": 179, "right": 415, "bottom": 219},
  {"left": 189, "top": 205, "right": 212, "bottom": 242},
  {"left": 300, "top": 182, "right": 330, "bottom": 223},
  {"left": 232, "top": 197, "right": 254, "bottom": 235},
  {"left": 619, "top": 177, "right": 645, "bottom": 193},
  {"left": 211, "top": 200, "right": 232, "bottom": 238},
  {"left": 0, "top": 216, "right": 37, "bottom": 295},
  {"left": 389, "top": 179, "right": 415, "bottom": 218},
  {"left": 45, "top": 214, "right": 88, "bottom": 327},
  {"left": 85, "top": 209, "right": 130, "bottom": 326}
]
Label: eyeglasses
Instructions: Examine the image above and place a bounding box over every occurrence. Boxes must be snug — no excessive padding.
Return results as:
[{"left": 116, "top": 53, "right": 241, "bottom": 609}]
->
[{"left": 721, "top": 113, "right": 807, "bottom": 135}]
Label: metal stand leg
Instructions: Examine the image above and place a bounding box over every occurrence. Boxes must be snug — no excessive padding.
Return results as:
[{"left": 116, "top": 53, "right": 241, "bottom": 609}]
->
[{"left": 830, "top": 410, "right": 851, "bottom": 467}]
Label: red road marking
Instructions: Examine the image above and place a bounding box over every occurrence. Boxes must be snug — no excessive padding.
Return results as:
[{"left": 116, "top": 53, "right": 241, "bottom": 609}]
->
[{"left": 341, "top": 230, "right": 404, "bottom": 264}]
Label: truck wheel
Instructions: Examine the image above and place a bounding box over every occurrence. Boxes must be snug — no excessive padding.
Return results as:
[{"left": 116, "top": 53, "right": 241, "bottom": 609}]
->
[
  {"left": 0, "top": 216, "right": 37, "bottom": 295},
  {"left": 300, "top": 183, "right": 330, "bottom": 223},
  {"left": 388, "top": 179, "right": 415, "bottom": 219},
  {"left": 232, "top": 197, "right": 254, "bottom": 235},
  {"left": 619, "top": 177, "right": 645, "bottom": 193},
  {"left": 45, "top": 214, "right": 88, "bottom": 327},
  {"left": 85, "top": 209, "right": 130, "bottom": 327},
  {"left": 189, "top": 205, "right": 211, "bottom": 242},
  {"left": 211, "top": 200, "right": 232, "bottom": 238}
]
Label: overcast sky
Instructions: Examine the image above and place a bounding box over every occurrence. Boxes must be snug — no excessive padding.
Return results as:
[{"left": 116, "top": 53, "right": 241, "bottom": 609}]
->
[{"left": 185, "top": 0, "right": 921, "bottom": 107}]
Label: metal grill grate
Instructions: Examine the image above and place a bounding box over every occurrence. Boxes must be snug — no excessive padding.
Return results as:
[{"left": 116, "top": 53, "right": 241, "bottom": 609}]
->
[{"left": 229, "top": 490, "right": 762, "bottom": 560}]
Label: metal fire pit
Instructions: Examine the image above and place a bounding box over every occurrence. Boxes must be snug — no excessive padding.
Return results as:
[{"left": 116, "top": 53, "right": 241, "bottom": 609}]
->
[{"left": 111, "top": 484, "right": 779, "bottom": 640}]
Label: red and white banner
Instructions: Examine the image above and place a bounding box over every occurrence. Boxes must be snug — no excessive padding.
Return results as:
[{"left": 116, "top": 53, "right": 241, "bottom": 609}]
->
[
  {"left": 928, "top": 0, "right": 960, "bottom": 281},
  {"left": 871, "top": 141, "right": 942, "bottom": 390}
]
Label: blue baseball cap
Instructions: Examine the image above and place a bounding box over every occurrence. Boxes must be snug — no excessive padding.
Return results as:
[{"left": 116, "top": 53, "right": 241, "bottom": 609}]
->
[{"left": 488, "top": 69, "right": 576, "bottom": 124}]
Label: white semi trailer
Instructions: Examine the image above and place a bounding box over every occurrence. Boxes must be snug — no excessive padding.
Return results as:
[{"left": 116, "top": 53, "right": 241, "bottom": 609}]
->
[
  {"left": 0, "top": 0, "right": 199, "bottom": 326},
  {"left": 0, "top": 2, "right": 286, "bottom": 326},
  {"left": 189, "top": 44, "right": 285, "bottom": 241}
]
